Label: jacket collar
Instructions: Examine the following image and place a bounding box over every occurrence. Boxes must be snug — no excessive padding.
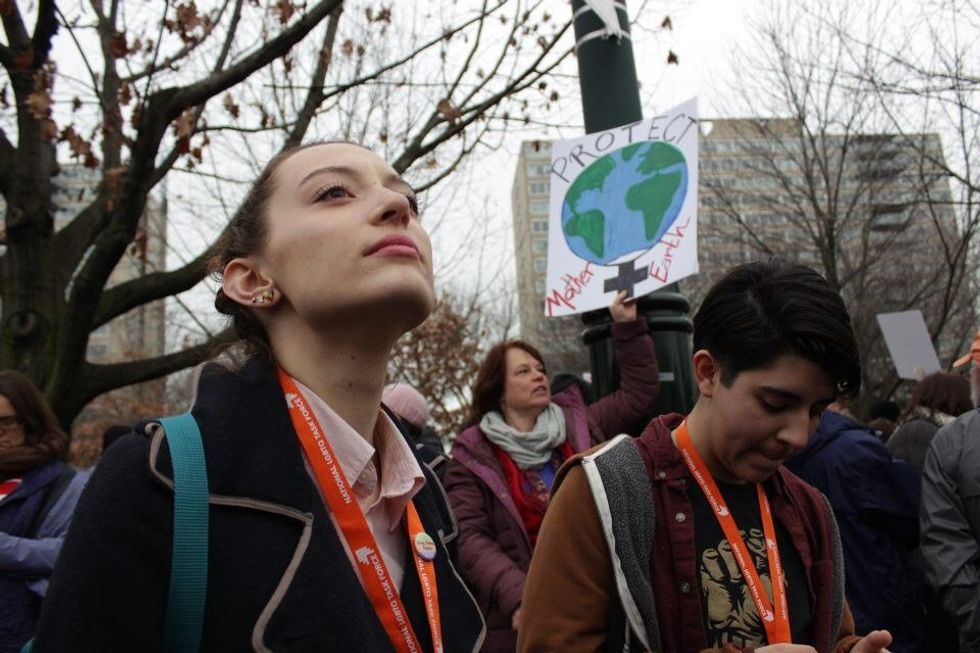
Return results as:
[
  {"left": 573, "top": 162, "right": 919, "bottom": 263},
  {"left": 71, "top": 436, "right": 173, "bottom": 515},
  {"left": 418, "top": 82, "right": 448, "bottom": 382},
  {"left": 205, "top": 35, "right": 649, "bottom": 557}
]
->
[
  {"left": 2, "top": 461, "right": 63, "bottom": 502},
  {"left": 153, "top": 357, "right": 318, "bottom": 513}
]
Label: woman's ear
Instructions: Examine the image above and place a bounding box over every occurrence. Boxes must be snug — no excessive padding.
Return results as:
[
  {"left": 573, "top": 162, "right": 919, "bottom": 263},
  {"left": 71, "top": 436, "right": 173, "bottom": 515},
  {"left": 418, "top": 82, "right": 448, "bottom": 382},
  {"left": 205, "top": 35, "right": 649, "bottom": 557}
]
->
[
  {"left": 692, "top": 349, "right": 722, "bottom": 398},
  {"left": 222, "top": 258, "right": 278, "bottom": 309}
]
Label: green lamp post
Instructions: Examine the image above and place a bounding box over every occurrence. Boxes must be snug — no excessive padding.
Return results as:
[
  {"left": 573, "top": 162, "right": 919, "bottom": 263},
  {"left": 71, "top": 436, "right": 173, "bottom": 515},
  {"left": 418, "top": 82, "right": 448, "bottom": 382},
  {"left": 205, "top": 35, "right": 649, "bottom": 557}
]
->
[{"left": 570, "top": 0, "right": 695, "bottom": 414}]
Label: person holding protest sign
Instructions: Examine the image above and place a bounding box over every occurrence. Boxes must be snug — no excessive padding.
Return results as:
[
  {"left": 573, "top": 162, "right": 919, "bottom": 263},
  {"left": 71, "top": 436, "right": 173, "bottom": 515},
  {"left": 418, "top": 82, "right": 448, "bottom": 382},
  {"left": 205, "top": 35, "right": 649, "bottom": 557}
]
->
[
  {"left": 31, "top": 142, "right": 485, "bottom": 652},
  {"left": 445, "top": 290, "right": 659, "bottom": 652},
  {"left": 518, "top": 260, "right": 894, "bottom": 653}
]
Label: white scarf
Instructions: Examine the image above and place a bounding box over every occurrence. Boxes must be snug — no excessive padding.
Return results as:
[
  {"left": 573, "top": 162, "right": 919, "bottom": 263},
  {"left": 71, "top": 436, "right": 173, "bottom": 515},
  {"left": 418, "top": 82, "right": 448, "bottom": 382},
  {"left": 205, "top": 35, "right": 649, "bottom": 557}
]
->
[{"left": 480, "top": 404, "right": 567, "bottom": 470}]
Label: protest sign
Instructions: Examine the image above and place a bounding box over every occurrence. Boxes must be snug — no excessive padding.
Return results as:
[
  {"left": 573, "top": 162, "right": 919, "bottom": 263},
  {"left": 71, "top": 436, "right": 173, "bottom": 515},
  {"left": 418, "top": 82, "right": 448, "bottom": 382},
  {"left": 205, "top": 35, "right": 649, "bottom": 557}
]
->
[
  {"left": 876, "top": 310, "right": 942, "bottom": 380},
  {"left": 544, "top": 98, "right": 699, "bottom": 317}
]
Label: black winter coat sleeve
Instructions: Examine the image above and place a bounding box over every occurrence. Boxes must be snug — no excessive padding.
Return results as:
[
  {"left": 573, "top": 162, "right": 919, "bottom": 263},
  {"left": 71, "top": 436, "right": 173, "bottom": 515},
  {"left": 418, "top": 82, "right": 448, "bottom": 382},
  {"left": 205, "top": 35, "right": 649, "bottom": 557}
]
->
[{"left": 32, "top": 433, "right": 171, "bottom": 652}]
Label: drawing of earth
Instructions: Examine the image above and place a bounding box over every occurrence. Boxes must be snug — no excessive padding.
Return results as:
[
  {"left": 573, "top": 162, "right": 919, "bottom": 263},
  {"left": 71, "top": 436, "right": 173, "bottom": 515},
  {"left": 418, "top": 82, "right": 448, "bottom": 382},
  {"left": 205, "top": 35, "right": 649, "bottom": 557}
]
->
[{"left": 561, "top": 141, "right": 688, "bottom": 266}]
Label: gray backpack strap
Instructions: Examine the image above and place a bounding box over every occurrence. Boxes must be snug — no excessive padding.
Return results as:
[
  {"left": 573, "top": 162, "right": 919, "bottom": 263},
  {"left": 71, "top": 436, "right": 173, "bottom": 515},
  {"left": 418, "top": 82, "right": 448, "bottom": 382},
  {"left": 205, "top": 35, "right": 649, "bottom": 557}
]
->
[
  {"left": 580, "top": 434, "right": 662, "bottom": 652},
  {"left": 819, "top": 491, "right": 846, "bottom": 651}
]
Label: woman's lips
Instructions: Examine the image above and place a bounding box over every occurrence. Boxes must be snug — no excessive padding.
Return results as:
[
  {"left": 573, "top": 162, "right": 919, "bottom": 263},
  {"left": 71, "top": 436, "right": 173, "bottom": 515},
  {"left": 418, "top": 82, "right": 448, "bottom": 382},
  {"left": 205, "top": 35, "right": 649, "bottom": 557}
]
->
[
  {"left": 366, "top": 235, "right": 420, "bottom": 258},
  {"left": 371, "top": 244, "right": 419, "bottom": 258}
]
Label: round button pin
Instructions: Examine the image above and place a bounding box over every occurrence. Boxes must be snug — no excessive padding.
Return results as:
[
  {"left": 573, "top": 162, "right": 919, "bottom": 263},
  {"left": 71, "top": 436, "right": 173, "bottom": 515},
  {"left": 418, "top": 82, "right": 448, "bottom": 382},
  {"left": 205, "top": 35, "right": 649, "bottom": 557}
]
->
[{"left": 414, "top": 532, "right": 437, "bottom": 561}]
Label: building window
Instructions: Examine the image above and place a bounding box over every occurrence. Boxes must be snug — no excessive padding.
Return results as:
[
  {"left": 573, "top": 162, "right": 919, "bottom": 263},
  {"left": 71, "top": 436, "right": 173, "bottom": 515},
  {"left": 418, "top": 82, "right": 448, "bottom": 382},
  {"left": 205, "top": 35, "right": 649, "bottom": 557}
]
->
[
  {"left": 534, "top": 258, "right": 547, "bottom": 272},
  {"left": 870, "top": 204, "right": 909, "bottom": 231},
  {"left": 528, "top": 163, "right": 550, "bottom": 176},
  {"left": 530, "top": 182, "right": 549, "bottom": 195},
  {"left": 535, "top": 278, "right": 546, "bottom": 294},
  {"left": 531, "top": 219, "right": 548, "bottom": 233},
  {"left": 532, "top": 239, "right": 547, "bottom": 252},
  {"left": 530, "top": 200, "right": 549, "bottom": 214}
]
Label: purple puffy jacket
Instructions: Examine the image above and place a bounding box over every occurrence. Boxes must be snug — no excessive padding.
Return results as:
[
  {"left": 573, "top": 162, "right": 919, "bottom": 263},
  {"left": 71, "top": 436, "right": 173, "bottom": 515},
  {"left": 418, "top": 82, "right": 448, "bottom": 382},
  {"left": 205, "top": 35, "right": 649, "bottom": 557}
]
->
[{"left": 445, "top": 320, "right": 660, "bottom": 653}]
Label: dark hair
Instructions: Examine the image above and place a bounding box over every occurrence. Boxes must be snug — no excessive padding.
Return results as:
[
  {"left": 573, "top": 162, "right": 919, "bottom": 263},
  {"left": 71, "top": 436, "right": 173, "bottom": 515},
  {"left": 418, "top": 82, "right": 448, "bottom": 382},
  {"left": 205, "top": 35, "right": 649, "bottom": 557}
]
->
[
  {"left": 901, "top": 372, "right": 972, "bottom": 420},
  {"left": 0, "top": 370, "right": 68, "bottom": 478},
  {"left": 869, "top": 399, "right": 900, "bottom": 422},
  {"left": 469, "top": 340, "right": 546, "bottom": 425},
  {"left": 551, "top": 372, "right": 594, "bottom": 405},
  {"left": 209, "top": 141, "right": 367, "bottom": 357},
  {"left": 693, "top": 259, "right": 861, "bottom": 396}
]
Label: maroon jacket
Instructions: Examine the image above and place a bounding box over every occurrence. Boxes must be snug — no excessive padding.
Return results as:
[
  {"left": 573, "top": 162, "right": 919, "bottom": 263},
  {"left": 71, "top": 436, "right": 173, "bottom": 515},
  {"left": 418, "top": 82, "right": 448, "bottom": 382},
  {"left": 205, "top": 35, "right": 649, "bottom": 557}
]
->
[
  {"left": 517, "top": 414, "right": 861, "bottom": 653},
  {"left": 635, "top": 414, "right": 854, "bottom": 653},
  {"left": 445, "top": 320, "right": 660, "bottom": 653}
]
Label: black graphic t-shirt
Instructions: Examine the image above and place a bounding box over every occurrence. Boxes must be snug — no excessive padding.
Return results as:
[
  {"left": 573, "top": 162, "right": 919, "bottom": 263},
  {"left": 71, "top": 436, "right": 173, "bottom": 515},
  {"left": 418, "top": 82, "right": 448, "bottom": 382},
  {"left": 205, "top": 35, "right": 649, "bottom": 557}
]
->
[{"left": 688, "top": 479, "right": 813, "bottom": 649}]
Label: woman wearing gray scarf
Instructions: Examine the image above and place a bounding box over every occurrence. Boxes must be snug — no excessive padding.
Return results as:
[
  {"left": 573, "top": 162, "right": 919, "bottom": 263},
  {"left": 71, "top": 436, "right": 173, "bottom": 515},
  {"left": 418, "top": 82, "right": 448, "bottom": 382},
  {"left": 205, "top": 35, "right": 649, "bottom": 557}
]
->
[{"left": 445, "top": 291, "right": 661, "bottom": 653}]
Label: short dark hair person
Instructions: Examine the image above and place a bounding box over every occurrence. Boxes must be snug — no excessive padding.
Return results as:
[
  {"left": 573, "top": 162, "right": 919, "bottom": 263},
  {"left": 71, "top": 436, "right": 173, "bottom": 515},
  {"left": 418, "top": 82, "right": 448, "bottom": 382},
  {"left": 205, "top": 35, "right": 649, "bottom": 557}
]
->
[{"left": 693, "top": 259, "right": 861, "bottom": 395}]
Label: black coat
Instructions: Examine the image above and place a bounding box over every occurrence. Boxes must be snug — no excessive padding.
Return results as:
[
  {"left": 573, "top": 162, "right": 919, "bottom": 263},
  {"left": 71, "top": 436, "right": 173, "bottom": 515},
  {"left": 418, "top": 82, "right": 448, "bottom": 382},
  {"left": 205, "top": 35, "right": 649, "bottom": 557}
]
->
[{"left": 32, "top": 358, "right": 485, "bottom": 652}]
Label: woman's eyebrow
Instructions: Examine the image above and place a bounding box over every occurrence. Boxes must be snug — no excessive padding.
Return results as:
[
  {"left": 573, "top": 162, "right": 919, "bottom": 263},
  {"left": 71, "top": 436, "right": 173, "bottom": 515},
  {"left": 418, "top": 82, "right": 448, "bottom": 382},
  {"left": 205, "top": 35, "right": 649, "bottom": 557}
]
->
[
  {"left": 298, "top": 167, "right": 413, "bottom": 195},
  {"left": 298, "top": 165, "right": 357, "bottom": 189},
  {"left": 385, "top": 172, "right": 414, "bottom": 194}
]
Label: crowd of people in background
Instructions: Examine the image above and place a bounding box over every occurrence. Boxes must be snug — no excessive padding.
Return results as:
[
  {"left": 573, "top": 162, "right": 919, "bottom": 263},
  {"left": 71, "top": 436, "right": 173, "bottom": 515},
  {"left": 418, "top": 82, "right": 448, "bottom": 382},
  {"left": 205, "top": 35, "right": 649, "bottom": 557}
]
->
[{"left": 2, "top": 142, "right": 980, "bottom": 653}]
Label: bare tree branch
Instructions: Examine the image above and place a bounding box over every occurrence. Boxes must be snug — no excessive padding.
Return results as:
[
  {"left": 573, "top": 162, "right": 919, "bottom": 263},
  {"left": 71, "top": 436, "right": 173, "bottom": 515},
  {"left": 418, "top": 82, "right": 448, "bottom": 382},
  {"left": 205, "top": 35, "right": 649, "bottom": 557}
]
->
[
  {"left": 81, "top": 328, "right": 236, "bottom": 402},
  {"left": 92, "top": 248, "right": 211, "bottom": 328}
]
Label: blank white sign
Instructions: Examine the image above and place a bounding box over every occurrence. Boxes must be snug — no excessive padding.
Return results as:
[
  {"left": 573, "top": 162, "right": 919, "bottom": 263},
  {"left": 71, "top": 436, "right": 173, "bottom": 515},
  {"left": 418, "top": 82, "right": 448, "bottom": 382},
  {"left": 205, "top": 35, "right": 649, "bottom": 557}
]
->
[{"left": 876, "top": 310, "right": 942, "bottom": 380}]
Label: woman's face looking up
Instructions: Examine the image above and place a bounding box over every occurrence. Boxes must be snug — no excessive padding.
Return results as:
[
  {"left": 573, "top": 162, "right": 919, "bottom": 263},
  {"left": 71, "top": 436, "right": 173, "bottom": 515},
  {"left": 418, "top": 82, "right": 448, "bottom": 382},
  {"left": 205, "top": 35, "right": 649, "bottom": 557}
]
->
[{"left": 258, "top": 143, "right": 436, "bottom": 332}]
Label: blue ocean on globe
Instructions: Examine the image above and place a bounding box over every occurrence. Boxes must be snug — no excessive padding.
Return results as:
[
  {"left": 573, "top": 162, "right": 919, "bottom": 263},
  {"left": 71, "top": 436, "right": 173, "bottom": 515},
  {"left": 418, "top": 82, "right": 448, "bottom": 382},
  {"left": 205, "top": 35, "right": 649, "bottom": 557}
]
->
[{"left": 560, "top": 141, "right": 689, "bottom": 266}]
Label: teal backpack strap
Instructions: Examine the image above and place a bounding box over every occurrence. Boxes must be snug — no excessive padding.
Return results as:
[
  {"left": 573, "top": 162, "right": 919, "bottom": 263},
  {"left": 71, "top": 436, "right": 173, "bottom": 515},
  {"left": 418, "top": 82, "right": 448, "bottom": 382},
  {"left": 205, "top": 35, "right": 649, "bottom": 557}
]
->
[
  {"left": 159, "top": 413, "right": 209, "bottom": 653},
  {"left": 21, "top": 414, "right": 210, "bottom": 653}
]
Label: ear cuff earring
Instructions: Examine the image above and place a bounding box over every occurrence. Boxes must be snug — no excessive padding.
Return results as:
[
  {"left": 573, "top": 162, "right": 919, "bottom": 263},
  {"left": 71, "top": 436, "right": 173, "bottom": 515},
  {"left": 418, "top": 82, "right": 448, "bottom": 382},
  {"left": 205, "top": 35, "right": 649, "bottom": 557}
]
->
[{"left": 251, "top": 289, "right": 275, "bottom": 305}]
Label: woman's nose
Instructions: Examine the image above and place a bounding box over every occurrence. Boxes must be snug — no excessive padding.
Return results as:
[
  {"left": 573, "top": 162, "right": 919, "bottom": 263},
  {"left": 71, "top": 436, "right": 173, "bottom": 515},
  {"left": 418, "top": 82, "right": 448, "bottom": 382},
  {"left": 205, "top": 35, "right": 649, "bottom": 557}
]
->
[{"left": 376, "top": 187, "right": 412, "bottom": 226}]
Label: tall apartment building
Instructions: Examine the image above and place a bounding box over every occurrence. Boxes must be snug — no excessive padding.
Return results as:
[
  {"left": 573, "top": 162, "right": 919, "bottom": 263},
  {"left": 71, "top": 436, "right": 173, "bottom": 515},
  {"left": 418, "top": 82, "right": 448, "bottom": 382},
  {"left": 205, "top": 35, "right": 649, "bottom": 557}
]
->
[
  {"left": 52, "top": 165, "right": 168, "bottom": 367},
  {"left": 512, "top": 140, "right": 591, "bottom": 376},
  {"left": 512, "top": 120, "right": 972, "bottom": 401}
]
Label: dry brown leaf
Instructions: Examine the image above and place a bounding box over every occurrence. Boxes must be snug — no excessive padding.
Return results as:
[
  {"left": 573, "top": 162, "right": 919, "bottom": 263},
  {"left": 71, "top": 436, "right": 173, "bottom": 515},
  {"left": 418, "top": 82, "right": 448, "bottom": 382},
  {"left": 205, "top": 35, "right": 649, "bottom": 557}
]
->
[
  {"left": 109, "top": 31, "right": 128, "bottom": 58},
  {"left": 175, "top": 2, "right": 202, "bottom": 32},
  {"left": 223, "top": 93, "right": 240, "bottom": 119},
  {"left": 275, "top": 0, "right": 296, "bottom": 24},
  {"left": 173, "top": 109, "right": 195, "bottom": 139},
  {"left": 436, "top": 99, "right": 461, "bottom": 126},
  {"left": 25, "top": 89, "right": 52, "bottom": 120},
  {"left": 41, "top": 118, "right": 58, "bottom": 143}
]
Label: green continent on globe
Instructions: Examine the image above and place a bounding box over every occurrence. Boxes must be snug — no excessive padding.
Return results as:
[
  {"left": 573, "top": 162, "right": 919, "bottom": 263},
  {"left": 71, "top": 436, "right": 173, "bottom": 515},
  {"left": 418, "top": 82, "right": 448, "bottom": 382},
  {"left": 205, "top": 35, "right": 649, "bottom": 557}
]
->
[
  {"left": 625, "top": 171, "right": 682, "bottom": 240},
  {"left": 565, "top": 156, "right": 615, "bottom": 214},
  {"left": 565, "top": 210, "right": 606, "bottom": 259},
  {"left": 636, "top": 143, "right": 685, "bottom": 173},
  {"left": 621, "top": 142, "right": 644, "bottom": 162}
]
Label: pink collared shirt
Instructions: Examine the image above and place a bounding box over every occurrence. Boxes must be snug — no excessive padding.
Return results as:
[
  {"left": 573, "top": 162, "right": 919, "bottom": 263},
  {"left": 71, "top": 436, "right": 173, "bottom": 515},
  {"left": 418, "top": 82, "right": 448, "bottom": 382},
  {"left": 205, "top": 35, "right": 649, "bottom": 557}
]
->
[{"left": 292, "top": 378, "right": 426, "bottom": 590}]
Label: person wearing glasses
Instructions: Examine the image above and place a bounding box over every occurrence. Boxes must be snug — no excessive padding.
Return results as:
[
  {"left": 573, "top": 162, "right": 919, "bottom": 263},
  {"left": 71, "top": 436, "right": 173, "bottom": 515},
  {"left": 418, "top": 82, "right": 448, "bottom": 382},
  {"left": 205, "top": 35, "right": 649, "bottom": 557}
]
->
[{"left": 0, "top": 370, "right": 88, "bottom": 653}]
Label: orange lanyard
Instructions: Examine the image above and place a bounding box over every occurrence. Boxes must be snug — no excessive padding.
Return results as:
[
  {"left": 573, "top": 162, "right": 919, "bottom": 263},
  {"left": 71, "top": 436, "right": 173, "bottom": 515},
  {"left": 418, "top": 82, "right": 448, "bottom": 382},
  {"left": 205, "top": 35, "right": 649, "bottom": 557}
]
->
[
  {"left": 674, "top": 421, "right": 791, "bottom": 645},
  {"left": 279, "top": 369, "right": 443, "bottom": 653}
]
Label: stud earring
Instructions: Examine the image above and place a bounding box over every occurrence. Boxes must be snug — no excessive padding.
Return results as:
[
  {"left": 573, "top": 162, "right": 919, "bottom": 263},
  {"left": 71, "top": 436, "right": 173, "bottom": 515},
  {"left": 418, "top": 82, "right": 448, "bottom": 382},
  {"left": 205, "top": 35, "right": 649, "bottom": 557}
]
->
[{"left": 251, "top": 289, "right": 274, "bottom": 305}]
